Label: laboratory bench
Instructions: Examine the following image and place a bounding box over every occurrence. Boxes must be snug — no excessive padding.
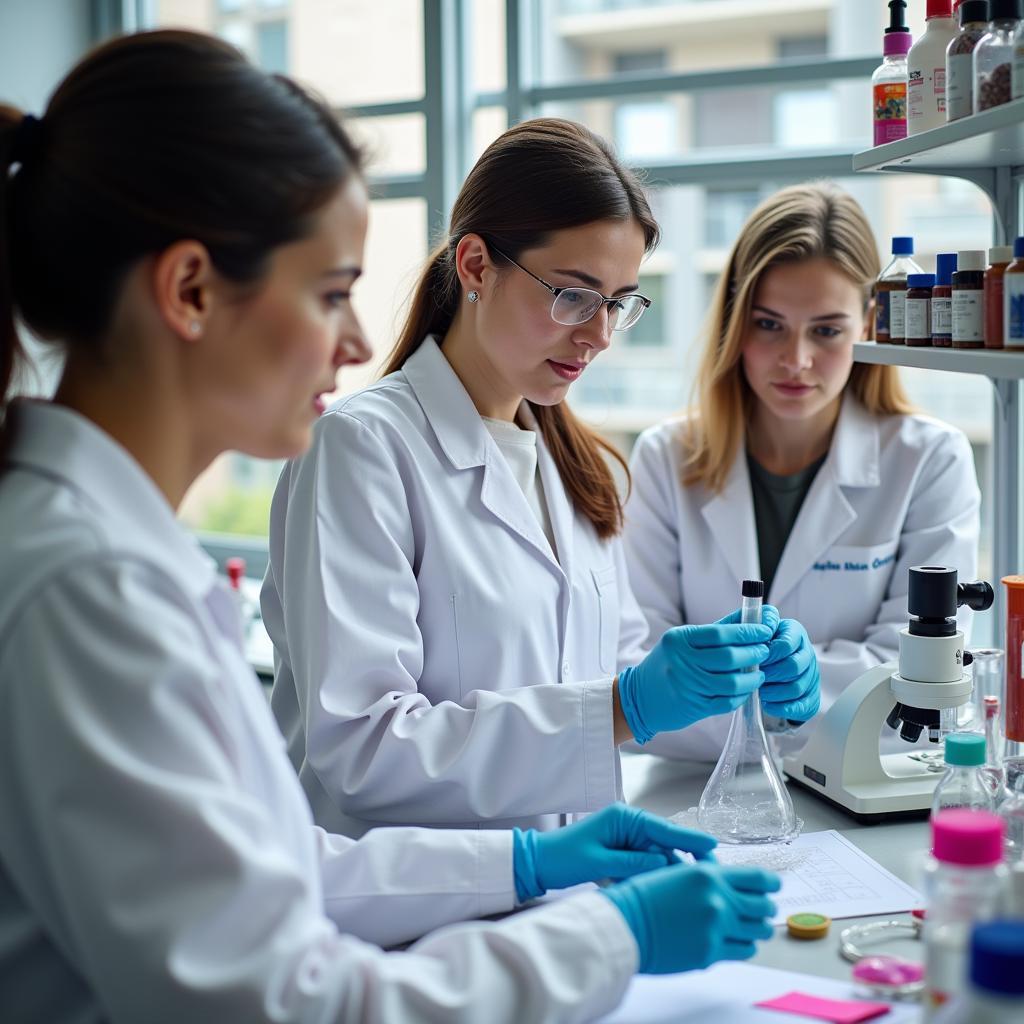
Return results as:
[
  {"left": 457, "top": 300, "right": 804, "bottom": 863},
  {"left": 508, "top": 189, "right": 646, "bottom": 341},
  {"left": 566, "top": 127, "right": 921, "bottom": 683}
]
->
[{"left": 620, "top": 751, "right": 927, "bottom": 983}]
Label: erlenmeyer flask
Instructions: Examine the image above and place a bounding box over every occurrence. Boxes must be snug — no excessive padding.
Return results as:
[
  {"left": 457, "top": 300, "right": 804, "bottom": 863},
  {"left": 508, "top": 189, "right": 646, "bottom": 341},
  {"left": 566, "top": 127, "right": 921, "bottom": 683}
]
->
[{"left": 697, "top": 581, "right": 799, "bottom": 844}]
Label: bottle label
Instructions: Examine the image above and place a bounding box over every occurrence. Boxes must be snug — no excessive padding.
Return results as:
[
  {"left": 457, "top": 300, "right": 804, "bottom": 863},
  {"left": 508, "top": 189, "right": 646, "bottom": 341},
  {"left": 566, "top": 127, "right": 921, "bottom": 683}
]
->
[
  {"left": 890, "top": 289, "right": 907, "bottom": 339},
  {"left": 908, "top": 67, "right": 946, "bottom": 122},
  {"left": 1006, "top": 274, "right": 1024, "bottom": 346},
  {"left": 875, "top": 290, "right": 891, "bottom": 336},
  {"left": 932, "top": 296, "right": 952, "bottom": 336},
  {"left": 952, "top": 290, "right": 984, "bottom": 343},
  {"left": 874, "top": 82, "right": 907, "bottom": 145},
  {"left": 948, "top": 54, "right": 973, "bottom": 120},
  {"left": 905, "top": 297, "right": 930, "bottom": 339},
  {"left": 1014, "top": 44, "right": 1024, "bottom": 101}
]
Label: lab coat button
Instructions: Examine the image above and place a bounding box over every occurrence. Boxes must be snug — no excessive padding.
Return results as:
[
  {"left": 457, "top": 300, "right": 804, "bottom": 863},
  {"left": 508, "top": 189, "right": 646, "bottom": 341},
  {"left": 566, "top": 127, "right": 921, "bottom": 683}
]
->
[{"left": 562, "top": 661, "right": 570, "bottom": 677}]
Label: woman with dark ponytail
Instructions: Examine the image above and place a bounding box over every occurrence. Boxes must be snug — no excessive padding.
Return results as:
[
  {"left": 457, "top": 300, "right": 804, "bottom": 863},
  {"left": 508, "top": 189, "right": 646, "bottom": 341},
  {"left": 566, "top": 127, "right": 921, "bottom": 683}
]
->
[
  {"left": 263, "top": 119, "right": 819, "bottom": 840},
  {"left": 0, "top": 31, "right": 782, "bottom": 1023}
]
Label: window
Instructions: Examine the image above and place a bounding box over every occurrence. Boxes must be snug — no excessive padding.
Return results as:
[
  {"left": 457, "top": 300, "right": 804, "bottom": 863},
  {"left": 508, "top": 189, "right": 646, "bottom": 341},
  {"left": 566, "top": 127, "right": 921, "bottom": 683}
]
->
[
  {"left": 255, "top": 19, "right": 288, "bottom": 73},
  {"left": 139, "top": 0, "right": 1003, "bottom": 618}
]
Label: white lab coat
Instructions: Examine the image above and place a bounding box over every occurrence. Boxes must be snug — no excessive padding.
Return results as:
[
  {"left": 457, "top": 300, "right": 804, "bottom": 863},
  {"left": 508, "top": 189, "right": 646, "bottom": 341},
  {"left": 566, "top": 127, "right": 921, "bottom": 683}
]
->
[
  {"left": 623, "top": 394, "right": 981, "bottom": 761},
  {"left": 263, "top": 336, "right": 650, "bottom": 838},
  {"left": 0, "top": 400, "right": 637, "bottom": 1024}
]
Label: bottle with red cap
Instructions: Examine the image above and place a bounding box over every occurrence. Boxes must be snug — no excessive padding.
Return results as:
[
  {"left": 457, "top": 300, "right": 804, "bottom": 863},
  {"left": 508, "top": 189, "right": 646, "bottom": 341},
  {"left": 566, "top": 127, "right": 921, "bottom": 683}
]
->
[
  {"left": 923, "top": 809, "right": 1010, "bottom": 1017},
  {"left": 225, "top": 556, "right": 256, "bottom": 640},
  {"left": 909, "top": 0, "right": 958, "bottom": 134}
]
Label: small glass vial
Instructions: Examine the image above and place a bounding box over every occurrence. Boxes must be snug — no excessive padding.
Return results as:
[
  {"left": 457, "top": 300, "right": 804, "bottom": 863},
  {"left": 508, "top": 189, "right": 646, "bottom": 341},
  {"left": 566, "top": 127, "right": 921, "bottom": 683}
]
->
[
  {"left": 933, "top": 734, "right": 995, "bottom": 814},
  {"left": 984, "top": 245, "right": 1013, "bottom": 348},
  {"left": 906, "top": 273, "right": 936, "bottom": 346},
  {"left": 932, "top": 252, "right": 958, "bottom": 346},
  {"left": 1003, "top": 236, "right": 1024, "bottom": 347},
  {"left": 952, "top": 250, "right": 986, "bottom": 348},
  {"left": 974, "top": 0, "right": 1021, "bottom": 113},
  {"left": 922, "top": 810, "right": 1008, "bottom": 1016},
  {"left": 875, "top": 236, "right": 922, "bottom": 343},
  {"left": 950, "top": 1, "right": 997, "bottom": 120},
  {"left": 931, "top": 921, "right": 1024, "bottom": 1023}
]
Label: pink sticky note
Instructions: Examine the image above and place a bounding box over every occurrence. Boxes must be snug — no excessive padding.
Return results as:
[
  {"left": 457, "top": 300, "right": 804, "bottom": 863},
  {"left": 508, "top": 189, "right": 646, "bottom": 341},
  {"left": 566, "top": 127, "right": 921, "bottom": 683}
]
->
[{"left": 755, "top": 991, "right": 890, "bottom": 1023}]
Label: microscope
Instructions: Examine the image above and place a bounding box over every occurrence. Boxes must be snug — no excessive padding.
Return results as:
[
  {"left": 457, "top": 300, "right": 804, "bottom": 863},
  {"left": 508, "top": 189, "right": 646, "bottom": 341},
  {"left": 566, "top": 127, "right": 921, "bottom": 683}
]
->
[{"left": 782, "top": 566, "right": 994, "bottom": 822}]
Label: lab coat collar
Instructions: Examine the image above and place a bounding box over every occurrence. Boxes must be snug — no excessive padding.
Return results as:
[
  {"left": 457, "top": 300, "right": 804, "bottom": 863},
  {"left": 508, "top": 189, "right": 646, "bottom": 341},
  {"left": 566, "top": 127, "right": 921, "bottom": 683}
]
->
[
  {"left": 403, "top": 337, "right": 567, "bottom": 576},
  {"left": 763, "top": 393, "right": 878, "bottom": 606},
  {"left": 700, "top": 452, "right": 761, "bottom": 596},
  {"left": 830, "top": 392, "right": 881, "bottom": 488},
  {"left": 519, "top": 402, "right": 574, "bottom": 580},
  {"left": 6, "top": 400, "right": 218, "bottom": 601},
  {"left": 402, "top": 336, "right": 490, "bottom": 470}
]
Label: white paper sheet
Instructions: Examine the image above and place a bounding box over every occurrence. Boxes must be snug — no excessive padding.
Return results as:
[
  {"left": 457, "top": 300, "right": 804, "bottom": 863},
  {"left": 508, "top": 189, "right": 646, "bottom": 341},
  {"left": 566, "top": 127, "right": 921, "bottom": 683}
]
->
[
  {"left": 714, "top": 830, "right": 922, "bottom": 924},
  {"left": 597, "top": 961, "right": 921, "bottom": 1023}
]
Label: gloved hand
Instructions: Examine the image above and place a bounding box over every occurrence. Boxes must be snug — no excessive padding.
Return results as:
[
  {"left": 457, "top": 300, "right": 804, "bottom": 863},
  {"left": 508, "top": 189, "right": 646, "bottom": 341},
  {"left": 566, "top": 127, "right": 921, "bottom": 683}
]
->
[
  {"left": 760, "top": 618, "right": 820, "bottom": 721},
  {"left": 602, "top": 860, "right": 780, "bottom": 975},
  {"left": 617, "top": 606, "right": 778, "bottom": 743},
  {"left": 512, "top": 803, "right": 717, "bottom": 902}
]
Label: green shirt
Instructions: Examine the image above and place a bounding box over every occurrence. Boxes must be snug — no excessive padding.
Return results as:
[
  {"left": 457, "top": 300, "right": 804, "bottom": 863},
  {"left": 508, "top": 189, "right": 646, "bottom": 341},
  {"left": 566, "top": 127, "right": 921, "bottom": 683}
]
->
[{"left": 747, "top": 451, "right": 827, "bottom": 598}]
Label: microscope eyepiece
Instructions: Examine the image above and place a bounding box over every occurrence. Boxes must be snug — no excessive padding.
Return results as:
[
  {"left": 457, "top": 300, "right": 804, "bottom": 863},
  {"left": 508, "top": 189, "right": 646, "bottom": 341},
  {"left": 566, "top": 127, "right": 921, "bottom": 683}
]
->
[{"left": 908, "top": 566, "right": 958, "bottom": 620}]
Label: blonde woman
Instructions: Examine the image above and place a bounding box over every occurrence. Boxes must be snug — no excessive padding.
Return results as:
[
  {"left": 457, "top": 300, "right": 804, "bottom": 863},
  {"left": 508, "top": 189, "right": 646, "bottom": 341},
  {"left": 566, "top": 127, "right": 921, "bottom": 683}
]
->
[{"left": 623, "top": 184, "right": 980, "bottom": 760}]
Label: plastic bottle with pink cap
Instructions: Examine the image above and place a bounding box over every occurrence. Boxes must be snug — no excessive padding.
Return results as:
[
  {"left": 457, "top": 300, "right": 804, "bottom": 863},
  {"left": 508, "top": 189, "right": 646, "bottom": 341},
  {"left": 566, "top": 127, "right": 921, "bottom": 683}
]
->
[{"left": 922, "top": 809, "right": 1010, "bottom": 1018}]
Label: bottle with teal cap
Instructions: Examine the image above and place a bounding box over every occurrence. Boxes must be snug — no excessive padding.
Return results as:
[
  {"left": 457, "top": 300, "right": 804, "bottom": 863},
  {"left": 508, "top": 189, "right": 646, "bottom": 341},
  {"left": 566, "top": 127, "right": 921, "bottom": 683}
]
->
[{"left": 932, "top": 733, "right": 995, "bottom": 815}]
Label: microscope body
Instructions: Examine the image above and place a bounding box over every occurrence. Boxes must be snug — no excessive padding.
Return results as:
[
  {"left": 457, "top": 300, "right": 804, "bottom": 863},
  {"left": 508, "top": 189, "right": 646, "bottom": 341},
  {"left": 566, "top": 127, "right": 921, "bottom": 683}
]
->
[{"left": 782, "top": 629, "right": 972, "bottom": 820}]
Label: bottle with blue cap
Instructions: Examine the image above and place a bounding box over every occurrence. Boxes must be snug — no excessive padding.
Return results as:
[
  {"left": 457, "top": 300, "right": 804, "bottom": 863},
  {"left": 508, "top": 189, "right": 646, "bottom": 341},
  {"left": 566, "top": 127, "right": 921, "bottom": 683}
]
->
[
  {"left": 1004, "top": 236, "right": 1024, "bottom": 348},
  {"left": 906, "top": 273, "right": 937, "bottom": 345},
  {"left": 931, "top": 920, "right": 1024, "bottom": 1022},
  {"left": 874, "top": 236, "right": 922, "bottom": 343},
  {"left": 932, "top": 733, "right": 995, "bottom": 815},
  {"left": 932, "top": 253, "right": 958, "bottom": 346}
]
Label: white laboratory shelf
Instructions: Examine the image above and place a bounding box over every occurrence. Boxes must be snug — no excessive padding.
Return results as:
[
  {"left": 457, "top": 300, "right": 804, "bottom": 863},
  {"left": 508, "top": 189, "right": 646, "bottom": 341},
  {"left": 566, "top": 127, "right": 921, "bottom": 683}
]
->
[
  {"left": 854, "top": 106, "right": 1024, "bottom": 623},
  {"left": 853, "top": 341, "right": 1024, "bottom": 379},
  {"left": 852, "top": 98, "right": 1024, "bottom": 174}
]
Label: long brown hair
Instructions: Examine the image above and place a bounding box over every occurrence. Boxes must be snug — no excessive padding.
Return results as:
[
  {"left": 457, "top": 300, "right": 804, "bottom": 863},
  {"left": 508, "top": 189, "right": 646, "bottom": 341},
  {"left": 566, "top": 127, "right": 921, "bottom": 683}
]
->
[
  {"left": 384, "top": 118, "right": 660, "bottom": 539},
  {"left": 0, "top": 30, "right": 362, "bottom": 455},
  {"left": 684, "top": 182, "right": 914, "bottom": 492}
]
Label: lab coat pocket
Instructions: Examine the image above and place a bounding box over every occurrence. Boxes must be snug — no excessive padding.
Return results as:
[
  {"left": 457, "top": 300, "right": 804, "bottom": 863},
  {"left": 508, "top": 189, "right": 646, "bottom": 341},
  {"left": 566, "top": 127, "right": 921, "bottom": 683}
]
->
[{"left": 592, "top": 565, "right": 619, "bottom": 674}]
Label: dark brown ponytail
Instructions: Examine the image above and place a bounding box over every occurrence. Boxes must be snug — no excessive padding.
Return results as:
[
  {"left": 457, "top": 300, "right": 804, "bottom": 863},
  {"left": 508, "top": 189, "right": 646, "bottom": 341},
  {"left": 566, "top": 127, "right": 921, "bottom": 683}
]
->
[
  {"left": 1, "top": 30, "right": 363, "bottom": 458},
  {"left": 384, "top": 117, "right": 659, "bottom": 539},
  {"left": 0, "top": 105, "right": 26, "bottom": 451}
]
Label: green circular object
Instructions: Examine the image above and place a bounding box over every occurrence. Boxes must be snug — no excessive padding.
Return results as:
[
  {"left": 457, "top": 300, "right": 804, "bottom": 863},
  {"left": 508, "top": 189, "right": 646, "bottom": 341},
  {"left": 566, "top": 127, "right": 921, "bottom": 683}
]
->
[{"left": 787, "top": 913, "right": 831, "bottom": 939}]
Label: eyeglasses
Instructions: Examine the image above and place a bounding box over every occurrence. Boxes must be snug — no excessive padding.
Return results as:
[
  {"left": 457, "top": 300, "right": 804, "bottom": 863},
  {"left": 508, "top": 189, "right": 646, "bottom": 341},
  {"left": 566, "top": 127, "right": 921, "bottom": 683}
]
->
[{"left": 491, "top": 247, "right": 651, "bottom": 332}]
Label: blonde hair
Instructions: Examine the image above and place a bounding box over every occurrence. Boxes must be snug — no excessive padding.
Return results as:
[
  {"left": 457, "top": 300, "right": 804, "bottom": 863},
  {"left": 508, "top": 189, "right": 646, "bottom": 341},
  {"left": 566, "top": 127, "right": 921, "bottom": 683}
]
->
[{"left": 683, "top": 182, "right": 914, "bottom": 492}]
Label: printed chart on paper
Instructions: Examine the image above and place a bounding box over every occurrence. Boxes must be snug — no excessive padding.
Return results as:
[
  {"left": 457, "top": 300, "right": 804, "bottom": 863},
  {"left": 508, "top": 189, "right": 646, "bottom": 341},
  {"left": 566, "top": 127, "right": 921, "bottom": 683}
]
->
[{"left": 714, "top": 829, "right": 921, "bottom": 924}]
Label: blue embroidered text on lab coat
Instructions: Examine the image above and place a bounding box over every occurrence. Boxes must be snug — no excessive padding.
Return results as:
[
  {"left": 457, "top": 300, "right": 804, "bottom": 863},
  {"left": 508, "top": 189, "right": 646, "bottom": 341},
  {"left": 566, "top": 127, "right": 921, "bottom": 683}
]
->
[{"left": 813, "top": 554, "right": 896, "bottom": 572}]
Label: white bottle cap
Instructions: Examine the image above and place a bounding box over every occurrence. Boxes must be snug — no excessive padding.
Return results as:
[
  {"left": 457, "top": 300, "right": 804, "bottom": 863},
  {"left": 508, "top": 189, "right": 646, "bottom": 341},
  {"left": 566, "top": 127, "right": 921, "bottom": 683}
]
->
[
  {"left": 990, "top": 246, "right": 1014, "bottom": 264},
  {"left": 957, "top": 250, "right": 986, "bottom": 272}
]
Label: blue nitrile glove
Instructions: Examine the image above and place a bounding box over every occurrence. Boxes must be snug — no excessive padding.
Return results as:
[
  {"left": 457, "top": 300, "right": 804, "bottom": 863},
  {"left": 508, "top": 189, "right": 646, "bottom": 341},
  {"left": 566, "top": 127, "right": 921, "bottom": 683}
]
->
[
  {"left": 760, "top": 618, "right": 820, "bottom": 721},
  {"left": 511, "top": 803, "right": 717, "bottom": 902},
  {"left": 601, "top": 861, "right": 780, "bottom": 975},
  {"left": 617, "top": 606, "right": 778, "bottom": 743}
]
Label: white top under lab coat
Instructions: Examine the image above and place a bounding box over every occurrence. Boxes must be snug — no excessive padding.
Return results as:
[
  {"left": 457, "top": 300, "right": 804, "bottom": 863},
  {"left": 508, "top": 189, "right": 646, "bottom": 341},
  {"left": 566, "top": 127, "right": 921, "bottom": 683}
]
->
[
  {"left": 623, "top": 395, "right": 981, "bottom": 761},
  {"left": 263, "top": 336, "right": 650, "bottom": 838},
  {"left": 0, "top": 400, "right": 637, "bottom": 1024}
]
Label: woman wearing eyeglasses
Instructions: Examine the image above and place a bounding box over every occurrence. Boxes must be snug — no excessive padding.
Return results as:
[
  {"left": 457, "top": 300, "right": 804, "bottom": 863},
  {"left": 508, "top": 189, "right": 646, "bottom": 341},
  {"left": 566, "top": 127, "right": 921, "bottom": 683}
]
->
[{"left": 262, "top": 119, "right": 819, "bottom": 838}]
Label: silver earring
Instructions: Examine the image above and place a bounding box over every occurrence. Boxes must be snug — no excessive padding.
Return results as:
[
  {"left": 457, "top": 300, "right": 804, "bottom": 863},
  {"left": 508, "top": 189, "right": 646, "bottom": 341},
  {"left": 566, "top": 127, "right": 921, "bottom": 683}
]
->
[
  {"left": 189, "top": 321, "right": 201, "bottom": 335},
  {"left": 467, "top": 291, "right": 479, "bottom": 303}
]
